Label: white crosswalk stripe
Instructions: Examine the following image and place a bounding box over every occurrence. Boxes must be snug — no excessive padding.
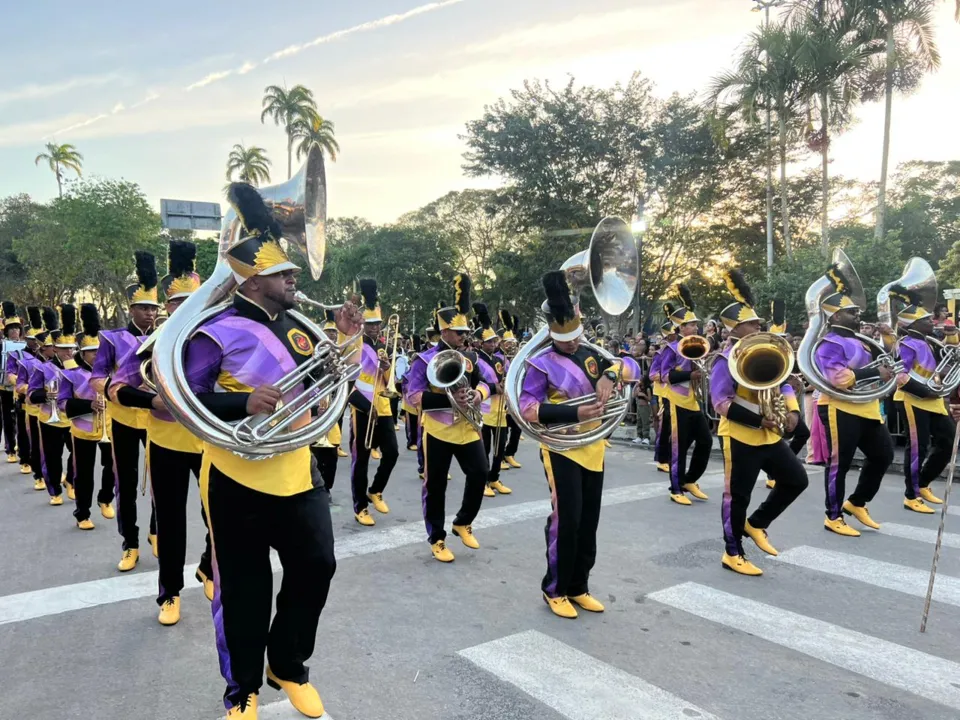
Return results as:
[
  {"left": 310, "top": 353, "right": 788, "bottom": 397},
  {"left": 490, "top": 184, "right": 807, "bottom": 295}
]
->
[
  {"left": 774, "top": 545, "right": 960, "bottom": 606},
  {"left": 648, "top": 582, "right": 960, "bottom": 711},
  {"left": 880, "top": 521, "right": 960, "bottom": 548},
  {"left": 459, "top": 630, "right": 721, "bottom": 720}
]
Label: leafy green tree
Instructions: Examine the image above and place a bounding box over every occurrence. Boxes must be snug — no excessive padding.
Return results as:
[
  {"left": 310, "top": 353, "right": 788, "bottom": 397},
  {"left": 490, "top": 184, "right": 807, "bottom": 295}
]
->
[
  {"left": 0, "top": 195, "right": 37, "bottom": 301},
  {"left": 887, "top": 161, "right": 960, "bottom": 268},
  {"left": 260, "top": 84, "right": 319, "bottom": 180},
  {"left": 34, "top": 142, "right": 83, "bottom": 198},
  {"left": 225, "top": 144, "right": 271, "bottom": 185},
  {"left": 292, "top": 116, "right": 339, "bottom": 163}
]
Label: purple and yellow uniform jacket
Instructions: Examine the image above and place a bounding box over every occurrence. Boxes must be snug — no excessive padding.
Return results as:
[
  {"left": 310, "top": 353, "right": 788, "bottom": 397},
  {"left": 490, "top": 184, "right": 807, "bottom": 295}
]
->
[
  {"left": 519, "top": 344, "right": 639, "bottom": 471},
  {"left": 893, "top": 331, "right": 947, "bottom": 416},
  {"left": 28, "top": 357, "right": 71, "bottom": 428},
  {"left": 58, "top": 356, "right": 111, "bottom": 442},
  {"left": 91, "top": 322, "right": 153, "bottom": 431},
  {"left": 657, "top": 341, "right": 699, "bottom": 412},
  {"left": 406, "top": 341, "right": 490, "bottom": 445},
  {"left": 476, "top": 349, "right": 507, "bottom": 428},
  {"left": 649, "top": 348, "right": 666, "bottom": 399},
  {"left": 14, "top": 351, "right": 42, "bottom": 417},
  {"left": 814, "top": 326, "right": 883, "bottom": 421},
  {"left": 348, "top": 334, "right": 393, "bottom": 419},
  {"left": 710, "top": 339, "right": 799, "bottom": 447},
  {"left": 184, "top": 294, "right": 320, "bottom": 495}
]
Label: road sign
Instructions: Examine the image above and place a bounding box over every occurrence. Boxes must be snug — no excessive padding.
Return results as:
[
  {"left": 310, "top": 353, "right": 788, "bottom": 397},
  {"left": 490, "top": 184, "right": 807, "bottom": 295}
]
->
[{"left": 160, "top": 199, "right": 222, "bottom": 232}]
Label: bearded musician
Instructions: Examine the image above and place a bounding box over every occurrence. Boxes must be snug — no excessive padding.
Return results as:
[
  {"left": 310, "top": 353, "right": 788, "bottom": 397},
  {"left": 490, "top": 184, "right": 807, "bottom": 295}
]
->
[
  {"left": 14, "top": 307, "right": 45, "bottom": 487},
  {"left": 473, "top": 303, "right": 512, "bottom": 497},
  {"left": 519, "top": 271, "right": 639, "bottom": 619},
  {"left": 711, "top": 271, "right": 808, "bottom": 577},
  {"left": 406, "top": 274, "right": 490, "bottom": 563}
]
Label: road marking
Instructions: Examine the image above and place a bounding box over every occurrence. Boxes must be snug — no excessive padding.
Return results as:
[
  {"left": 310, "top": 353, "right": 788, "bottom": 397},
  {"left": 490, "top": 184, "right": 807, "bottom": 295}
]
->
[
  {"left": 0, "top": 477, "right": 718, "bottom": 626},
  {"left": 648, "top": 582, "right": 960, "bottom": 711},
  {"left": 223, "top": 701, "right": 333, "bottom": 719},
  {"left": 458, "top": 630, "right": 720, "bottom": 720},
  {"left": 775, "top": 546, "right": 960, "bottom": 607},
  {"left": 880, "top": 522, "right": 960, "bottom": 549}
]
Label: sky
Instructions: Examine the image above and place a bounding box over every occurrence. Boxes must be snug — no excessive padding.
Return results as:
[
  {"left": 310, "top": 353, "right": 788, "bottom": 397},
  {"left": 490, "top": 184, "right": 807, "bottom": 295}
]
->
[{"left": 2, "top": 0, "right": 958, "bottom": 224}]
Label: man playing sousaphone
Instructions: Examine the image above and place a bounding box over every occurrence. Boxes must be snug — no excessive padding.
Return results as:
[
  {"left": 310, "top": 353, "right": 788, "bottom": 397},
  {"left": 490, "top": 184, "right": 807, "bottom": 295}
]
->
[
  {"left": 519, "top": 271, "right": 639, "bottom": 619},
  {"left": 711, "top": 271, "right": 808, "bottom": 576}
]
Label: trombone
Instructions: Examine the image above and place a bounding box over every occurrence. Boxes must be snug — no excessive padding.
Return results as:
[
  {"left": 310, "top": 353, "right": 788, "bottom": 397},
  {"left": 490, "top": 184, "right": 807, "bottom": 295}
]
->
[
  {"left": 94, "top": 392, "right": 108, "bottom": 443},
  {"left": 364, "top": 314, "right": 400, "bottom": 450}
]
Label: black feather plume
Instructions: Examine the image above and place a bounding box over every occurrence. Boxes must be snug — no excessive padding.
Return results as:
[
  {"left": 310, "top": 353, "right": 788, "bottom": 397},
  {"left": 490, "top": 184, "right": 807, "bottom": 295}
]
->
[
  {"left": 1, "top": 300, "right": 14, "bottom": 318},
  {"left": 134, "top": 251, "right": 158, "bottom": 291},
  {"left": 167, "top": 240, "right": 197, "bottom": 278},
  {"left": 324, "top": 308, "right": 336, "bottom": 323},
  {"left": 498, "top": 309, "right": 513, "bottom": 332},
  {"left": 41, "top": 306, "right": 59, "bottom": 332},
  {"left": 826, "top": 263, "right": 851, "bottom": 295},
  {"left": 27, "top": 306, "right": 42, "bottom": 331},
  {"left": 675, "top": 283, "right": 695, "bottom": 312},
  {"left": 227, "top": 182, "right": 282, "bottom": 240},
  {"left": 723, "top": 270, "right": 755, "bottom": 307},
  {"left": 454, "top": 274, "right": 471, "bottom": 315},
  {"left": 662, "top": 302, "right": 676, "bottom": 319},
  {"left": 542, "top": 271, "right": 576, "bottom": 326},
  {"left": 473, "top": 303, "right": 492, "bottom": 330},
  {"left": 358, "top": 278, "right": 378, "bottom": 311},
  {"left": 59, "top": 304, "right": 76, "bottom": 336},
  {"left": 413, "top": 335, "right": 423, "bottom": 352},
  {"left": 79, "top": 303, "right": 100, "bottom": 337},
  {"left": 513, "top": 314, "right": 520, "bottom": 333},
  {"left": 771, "top": 299, "right": 786, "bottom": 327},
  {"left": 887, "top": 283, "right": 920, "bottom": 307}
]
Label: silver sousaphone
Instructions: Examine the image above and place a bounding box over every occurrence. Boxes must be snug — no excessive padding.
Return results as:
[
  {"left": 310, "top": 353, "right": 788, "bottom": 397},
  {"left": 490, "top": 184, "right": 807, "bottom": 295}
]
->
[
  {"left": 140, "top": 145, "right": 360, "bottom": 459},
  {"left": 504, "top": 217, "right": 638, "bottom": 451}
]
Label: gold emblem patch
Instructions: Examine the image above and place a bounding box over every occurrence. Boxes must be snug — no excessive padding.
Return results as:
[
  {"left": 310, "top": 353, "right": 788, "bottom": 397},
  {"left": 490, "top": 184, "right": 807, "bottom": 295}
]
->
[
  {"left": 288, "top": 328, "right": 314, "bottom": 356},
  {"left": 495, "top": 361, "right": 504, "bottom": 375},
  {"left": 584, "top": 357, "right": 599, "bottom": 378},
  {"left": 464, "top": 357, "right": 474, "bottom": 373}
]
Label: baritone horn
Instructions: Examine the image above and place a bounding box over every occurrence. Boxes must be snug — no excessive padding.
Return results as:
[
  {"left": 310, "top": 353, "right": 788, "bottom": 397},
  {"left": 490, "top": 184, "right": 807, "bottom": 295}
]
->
[
  {"left": 677, "top": 334, "right": 716, "bottom": 419},
  {"left": 729, "top": 332, "right": 795, "bottom": 433},
  {"left": 425, "top": 349, "right": 483, "bottom": 433}
]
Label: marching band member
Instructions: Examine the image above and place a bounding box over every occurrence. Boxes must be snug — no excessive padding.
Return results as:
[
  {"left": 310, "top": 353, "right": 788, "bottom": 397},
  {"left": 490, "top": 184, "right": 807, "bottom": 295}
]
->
[
  {"left": 29, "top": 306, "right": 76, "bottom": 505},
  {"left": 406, "top": 274, "right": 490, "bottom": 563},
  {"left": 92, "top": 251, "right": 159, "bottom": 571},
  {"left": 499, "top": 312, "right": 523, "bottom": 470},
  {"left": 815, "top": 265, "right": 894, "bottom": 536},
  {"left": 15, "top": 306, "right": 45, "bottom": 486},
  {"left": 656, "top": 287, "right": 712, "bottom": 504},
  {"left": 711, "top": 271, "right": 808, "bottom": 576},
  {"left": 309, "top": 309, "right": 343, "bottom": 491},
  {"left": 650, "top": 314, "right": 677, "bottom": 474},
  {"left": 59, "top": 304, "right": 116, "bottom": 529},
  {"left": 887, "top": 286, "right": 954, "bottom": 514},
  {"left": 347, "top": 279, "right": 398, "bottom": 527},
  {"left": 184, "top": 183, "right": 358, "bottom": 719},
  {"left": 143, "top": 240, "right": 214, "bottom": 624},
  {"left": 519, "top": 271, "right": 639, "bottom": 618},
  {"left": 474, "top": 303, "right": 512, "bottom": 496},
  {"left": 1, "top": 302, "right": 23, "bottom": 464},
  {"left": 401, "top": 335, "right": 422, "bottom": 453}
]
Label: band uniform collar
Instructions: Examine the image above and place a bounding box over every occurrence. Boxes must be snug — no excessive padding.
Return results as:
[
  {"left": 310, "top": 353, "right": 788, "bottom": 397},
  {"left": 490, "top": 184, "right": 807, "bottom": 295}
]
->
[
  {"left": 234, "top": 292, "right": 280, "bottom": 322},
  {"left": 126, "top": 320, "right": 151, "bottom": 337}
]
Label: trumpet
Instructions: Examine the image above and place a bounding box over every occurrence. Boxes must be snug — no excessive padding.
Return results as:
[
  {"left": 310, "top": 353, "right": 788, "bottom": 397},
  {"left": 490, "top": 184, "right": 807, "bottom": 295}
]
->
[
  {"left": 94, "top": 392, "right": 108, "bottom": 443},
  {"left": 46, "top": 377, "right": 61, "bottom": 424}
]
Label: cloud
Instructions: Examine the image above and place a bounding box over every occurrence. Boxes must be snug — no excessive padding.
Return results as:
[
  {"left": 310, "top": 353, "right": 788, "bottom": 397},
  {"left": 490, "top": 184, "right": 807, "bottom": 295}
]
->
[
  {"left": 237, "top": 61, "right": 257, "bottom": 75},
  {"left": 0, "top": 73, "right": 120, "bottom": 105},
  {"left": 50, "top": 113, "right": 110, "bottom": 136},
  {"left": 185, "top": 70, "right": 233, "bottom": 91},
  {"left": 112, "top": 102, "right": 125, "bottom": 113},
  {"left": 130, "top": 91, "right": 160, "bottom": 109}
]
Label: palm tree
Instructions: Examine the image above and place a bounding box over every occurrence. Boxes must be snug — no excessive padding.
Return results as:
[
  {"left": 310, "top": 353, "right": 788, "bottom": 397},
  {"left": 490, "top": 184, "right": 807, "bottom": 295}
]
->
[
  {"left": 34, "top": 142, "right": 83, "bottom": 198},
  {"left": 292, "top": 115, "right": 340, "bottom": 163},
  {"left": 260, "top": 84, "right": 319, "bottom": 179},
  {"left": 708, "top": 23, "right": 807, "bottom": 259},
  {"left": 850, "top": 0, "right": 941, "bottom": 239},
  {"left": 225, "top": 144, "right": 272, "bottom": 186}
]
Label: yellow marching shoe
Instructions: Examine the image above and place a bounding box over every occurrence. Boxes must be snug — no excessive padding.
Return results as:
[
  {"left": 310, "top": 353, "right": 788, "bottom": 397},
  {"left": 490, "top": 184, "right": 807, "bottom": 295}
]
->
[
  {"left": 569, "top": 593, "right": 605, "bottom": 613},
  {"left": 20, "top": 463, "right": 32, "bottom": 474},
  {"left": 266, "top": 667, "right": 325, "bottom": 719},
  {"left": 6, "top": 453, "right": 17, "bottom": 463},
  {"left": 61, "top": 473, "right": 67, "bottom": 487},
  {"left": 500, "top": 461, "right": 510, "bottom": 471},
  {"left": 355, "top": 508, "right": 376, "bottom": 527},
  {"left": 682, "top": 483, "right": 709, "bottom": 500},
  {"left": 226, "top": 694, "right": 258, "bottom": 719},
  {"left": 117, "top": 548, "right": 140, "bottom": 572},
  {"left": 670, "top": 493, "right": 692, "bottom": 506},
  {"left": 451, "top": 524, "right": 480, "bottom": 549},
  {"left": 903, "top": 497, "right": 935, "bottom": 514},
  {"left": 842, "top": 500, "right": 880, "bottom": 529},
  {"left": 367, "top": 492, "right": 390, "bottom": 514},
  {"left": 66, "top": 483, "right": 75, "bottom": 501},
  {"left": 824, "top": 516, "right": 861, "bottom": 537},
  {"left": 920, "top": 487, "right": 944, "bottom": 505},
  {"left": 543, "top": 593, "right": 578, "bottom": 619},
  {"left": 489, "top": 480, "right": 512, "bottom": 495},
  {"left": 722, "top": 552, "right": 763, "bottom": 576},
  {"left": 77, "top": 518, "right": 95, "bottom": 531},
  {"left": 765, "top": 478, "right": 776, "bottom": 489},
  {"left": 431, "top": 539, "right": 455, "bottom": 562},
  {"left": 195, "top": 570, "right": 215, "bottom": 602},
  {"left": 744, "top": 521, "right": 778, "bottom": 556},
  {"left": 483, "top": 484, "right": 496, "bottom": 498},
  {"left": 49, "top": 495, "right": 64, "bottom": 506},
  {"left": 158, "top": 597, "right": 181, "bottom": 626},
  {"left": 99, "top": 502, "right": 115, "bottom": 519},
  {"left": 407, "top": 444, "right": 418, "bottom": 451},
  {"left": 604, "top": 439, "right": 612, "bottom": 448},
  {"left": 371, "top": 449, "right": 382, "bottom": 460},
  {"left": 418, "top": 472, "right": 425, "bottom": 480},
  {"left": 33, "top": 478, "right": 45, "bottom": 491},
  {"left": 657, "top": 463, "right": 670, "bottom": 473},
  {"left": 505, "top": 456, "right": 522, "bottom": 469},
  {"left": 337, "top": 447, "right": 348, "bottom": 458},
  {"left": 148, "top": 533, "right": 159, "bottom": 558}
]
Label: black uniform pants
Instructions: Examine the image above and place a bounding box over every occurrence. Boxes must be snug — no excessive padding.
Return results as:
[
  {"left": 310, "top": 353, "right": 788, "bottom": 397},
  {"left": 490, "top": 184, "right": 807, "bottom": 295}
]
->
[
  {"left": 481, "top": 423, "right": 508, "bottom": 485},
  {"left": 505, "top": 415, "right": 521, "bottom": 458},
  {"left": 15, "top": 403, "right": 29, "bottom": 466},
  {"left": 668, "top": 404, "right": 712, "bottom": 494},
  {"left": 112, "top": 419, "right": 150, "bottom": 550},
  {"left": 72, "top": 437, "right": 115, "bottom": 522},
  {"left": 28, "top": 414, "right": 43, "bottom": 480},
  {"left": 389, "top": 397, "right": 400, "bottom": 425},
  {"left": 540, "top": 450, "right": 603, "bottom": 598},
  {"left": 721, "top": 436, "right": 808, "bottom": 556},
  {"left": 39, "top": 423, "right": 71, "bottom": 497},
  {"left": 404, "top": 411, "right": 419, "bottom": 450},
  {"left": 0, "top": 389, "right": 16, "bottom": 454},
  {"left": 820, "top": 405, "right": 893, "bottom": 520},
  {"left": 349, "top": 407, "right": 399, "bottom": 514},
  {"left": 150, "top": 442, "right": 211, "bottom": 603},
  {"left": 309, "top": 446, "right": 338, "bottom": 490},
  {"left": 206, "top": 464, "right": 335, "bottom": 711},
  {"left": 422, "top": 432, "right": 488, "bottom": 544},
  {"left": 655, "top": 396, "right": 671, "bottom": 465},
  {"left": 900, "top": 404, "right": 955, "bottom": 499}
]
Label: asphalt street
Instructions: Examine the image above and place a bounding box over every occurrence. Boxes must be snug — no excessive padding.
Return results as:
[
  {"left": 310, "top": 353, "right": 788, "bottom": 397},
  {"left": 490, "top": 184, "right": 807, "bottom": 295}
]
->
[{"left": 0, "top": 423, "right": 958, "bottom": 720}]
